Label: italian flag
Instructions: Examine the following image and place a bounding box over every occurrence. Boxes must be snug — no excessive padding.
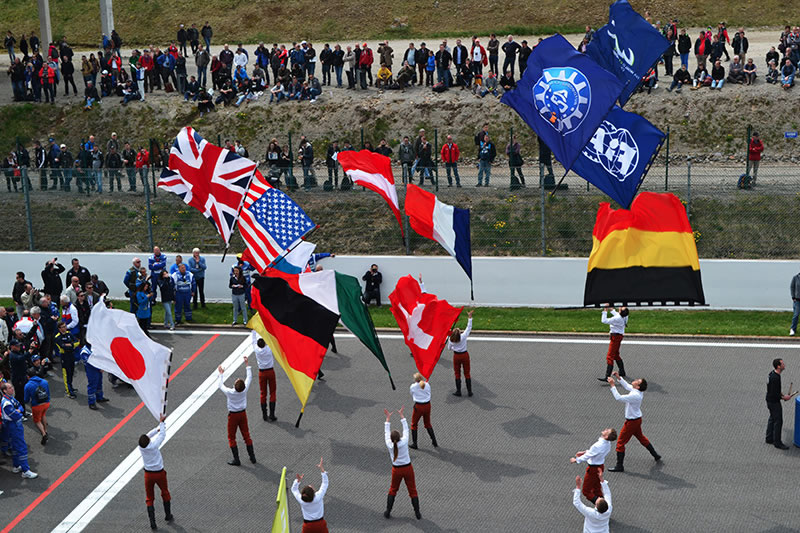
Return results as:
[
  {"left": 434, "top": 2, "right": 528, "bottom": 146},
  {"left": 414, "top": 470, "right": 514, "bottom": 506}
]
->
[{"left": 248, "top": 270, "right": 391, "bottom": 423}]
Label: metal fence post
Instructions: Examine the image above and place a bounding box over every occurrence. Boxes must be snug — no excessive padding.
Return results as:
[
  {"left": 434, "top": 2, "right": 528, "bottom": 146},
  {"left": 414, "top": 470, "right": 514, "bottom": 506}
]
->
[
  {"left": 144, "top": 169, "right": 155, "bottom": 250},
  {"left": 745, "top": 124, "right": 752, "bottom": 176},
  {"left": 686, "top": 158, "right": 692, "bottom": 219},
  {"left": 434, "top": 128, "right": 439, "bottom": 192},
  {"left": 360, "top": 127, "right": 364, "bottom": 150},
  {"left": 664, "top": 125, "right": 670, "bottom": 190},
  {"left": 288, "top": 132, "right": 295, "bottom": 189},
  {"left": 540, "top": 162, "right": 546, "bottom": 255},
  {"left": 404, "top": 213, "right": 411, "bottom": 255},
  {"left": 18, "top": 137, "right": 35, "bottom": 251},
  {"left": 509, "top": 126, "right": 513, "bottom": 189}
]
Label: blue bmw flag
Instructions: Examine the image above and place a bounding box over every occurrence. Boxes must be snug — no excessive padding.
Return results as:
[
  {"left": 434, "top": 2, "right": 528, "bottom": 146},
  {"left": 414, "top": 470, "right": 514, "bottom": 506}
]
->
[
  {"left": 586, "top": 0, "right": 670, "bottom": 106},
  {"left": 501, "top": 34, "right": 625, "bottom": 173},
  {"left": 571, "top": 106, "right": 665, "bottom": 208}
]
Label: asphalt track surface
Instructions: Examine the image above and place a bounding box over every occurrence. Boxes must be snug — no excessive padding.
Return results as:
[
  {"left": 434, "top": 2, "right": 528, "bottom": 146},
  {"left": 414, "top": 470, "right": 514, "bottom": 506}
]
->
[{"left": 1, "top": 331, "right": 798, "bottom": 532}]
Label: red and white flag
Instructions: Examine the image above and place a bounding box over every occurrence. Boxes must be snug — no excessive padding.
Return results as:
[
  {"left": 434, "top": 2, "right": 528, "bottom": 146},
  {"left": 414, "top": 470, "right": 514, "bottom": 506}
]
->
[
  {"left": 389, "top": 275, "right": 462, "bottom": 379},
  {"left": 337, "top": 150, "right": 403, "bottom": 234},
  {"left": 158, "top": 127, "right": 255, "bottom": 244},
  {"left": 86, "top": 299, "right": 172, "bottom": 420}
]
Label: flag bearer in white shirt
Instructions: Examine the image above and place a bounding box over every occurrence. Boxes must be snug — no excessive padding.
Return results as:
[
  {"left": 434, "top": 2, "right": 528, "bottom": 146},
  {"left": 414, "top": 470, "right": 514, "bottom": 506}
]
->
[
  {"left": 573, "top": 473, "right": 612, "bottom": 533},
  {"left": 447, "top": 309, "right": 474, "bottom": 397},
  {"left": 384, "top": 406, "right": 422, "bottom": 520},
  {"left": 138, "top": 414, "right": 173, "bottom": 530},
  {"left": 570, "top": 428, "right": 616, "bottom": 503},
  {"left": 251, "top": 331, "right": 277, "bottom": 422},
  {"left": 291, "top": 457, "right": 330, "bottom": 533},
  {"left": 218, "top": 356, "right": 256, "bottom": 466},
  {"left": 409, "top": 372, "right": 437, "bottom": 449},
  {"left": 599, "top": 306, "right": 629, "bottom": 382},
  {"left": 607, "top": 371, "right": 661, "bottom": 472}
]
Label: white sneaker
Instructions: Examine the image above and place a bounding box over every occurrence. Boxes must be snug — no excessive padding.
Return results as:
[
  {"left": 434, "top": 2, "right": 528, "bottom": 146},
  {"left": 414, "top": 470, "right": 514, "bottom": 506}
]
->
[
  {"left": 791, "top": 329, "right": 796, "bottom": 336},
  {"left": 21, "top": 470, "right": 38, "bottom": 479},
  {"left": 12, "top": 466, "right": 22, "bottom": 473}
]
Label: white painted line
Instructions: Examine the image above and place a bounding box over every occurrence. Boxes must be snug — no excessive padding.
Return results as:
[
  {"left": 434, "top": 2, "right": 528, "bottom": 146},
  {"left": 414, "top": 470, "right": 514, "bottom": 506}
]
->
[
  {"left": 52, "top": 338, "right": 252, "bottom": 532},
  {"left": 151, "top": 329, "right": 249, "bottom": 336},
  {"left": 152, "top": 329, "right": 800, "bottom": 350}
]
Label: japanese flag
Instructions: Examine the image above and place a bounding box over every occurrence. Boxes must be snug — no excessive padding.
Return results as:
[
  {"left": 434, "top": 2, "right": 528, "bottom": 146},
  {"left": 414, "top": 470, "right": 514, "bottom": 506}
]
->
[{"left": 86, "top": 298, "right": 172, "bottom": 420}]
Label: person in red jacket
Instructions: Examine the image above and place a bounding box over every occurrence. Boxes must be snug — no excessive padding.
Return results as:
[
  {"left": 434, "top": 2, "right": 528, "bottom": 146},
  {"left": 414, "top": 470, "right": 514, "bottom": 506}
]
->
[
  {"left": 440, "top": 135, "right": 461, "bottom": 187},
  {"left": 748, "top": 132, "right": 764, "bottom": 186},
  {"left": 138, "top": 51, "right": 155, "bottom": 93},
  {"left": 359, "top": 43, "right": 374, "bottom": 87},
  {"left": 135, "top": 147, "right": 150, "bottom": 191},
  {"left": 39, "top": 64, "right": 56, "bottom": 103}
]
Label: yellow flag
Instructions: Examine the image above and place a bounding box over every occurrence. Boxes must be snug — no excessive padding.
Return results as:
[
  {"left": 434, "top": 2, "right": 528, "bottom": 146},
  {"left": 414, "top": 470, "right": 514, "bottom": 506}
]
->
[{"left": 271, "top": 466, "right": 291, "bottom": 533}]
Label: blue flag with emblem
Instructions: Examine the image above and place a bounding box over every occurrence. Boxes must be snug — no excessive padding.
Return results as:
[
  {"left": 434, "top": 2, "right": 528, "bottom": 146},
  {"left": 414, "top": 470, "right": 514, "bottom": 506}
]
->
[
  {"left": 501, "top": 34, "right": 625, "bottom": 173},
  {"left": 586, "top": 0, "right": 670, "bottom": 106},
  {"left": 571, "top": 106, "right": 665, "bottom": 208}
]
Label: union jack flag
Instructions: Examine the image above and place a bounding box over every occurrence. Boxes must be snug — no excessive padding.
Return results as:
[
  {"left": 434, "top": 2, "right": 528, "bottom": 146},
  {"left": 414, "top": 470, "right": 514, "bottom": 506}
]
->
[
  {"left": 239, "top": 169, "right": 316, "bottom": 273},
  {"left": 158, "top": 127, "right": 254, "bottom": 244}
]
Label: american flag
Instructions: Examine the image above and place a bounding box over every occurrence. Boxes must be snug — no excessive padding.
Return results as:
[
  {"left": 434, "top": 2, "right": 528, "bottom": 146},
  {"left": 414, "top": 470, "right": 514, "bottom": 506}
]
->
[
  {"left": 158, "top": 127, "right": 254, "bottom": 244},
  {"left": 239, "top": 169, "right": 316, "bottom": 273}
]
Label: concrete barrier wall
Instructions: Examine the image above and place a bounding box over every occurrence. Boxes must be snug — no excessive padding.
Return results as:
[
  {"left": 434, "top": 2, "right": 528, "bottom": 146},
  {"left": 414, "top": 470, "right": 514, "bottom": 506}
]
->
[{"left": 0, "top": 252, "right": 795, "bottom": 310}]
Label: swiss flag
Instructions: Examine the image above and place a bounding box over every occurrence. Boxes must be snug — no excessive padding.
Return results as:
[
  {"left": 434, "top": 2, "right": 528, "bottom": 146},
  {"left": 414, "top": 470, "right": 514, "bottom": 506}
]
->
[
  {"left": 86, "top": 298, "right": 172, "bottom": 419},
  {"left": 336, "top": 150, "right": 403, "bottom": 235},
  {"left": 389, "top": 275, "right": 462, "bottom": 380}
]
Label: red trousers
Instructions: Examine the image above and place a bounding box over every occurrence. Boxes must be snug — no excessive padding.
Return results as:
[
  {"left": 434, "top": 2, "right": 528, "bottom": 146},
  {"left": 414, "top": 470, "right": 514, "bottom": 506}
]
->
[
  {"left": 259, "top": 368, "right": 276, "bottom": 403},
  {"left": 227, "top": 411, "right": 253, "bottom": 447},
  {"left": 301, "top": 519, "right": 329, "bottom": 533},
  {"left": 616, "top": 417, "right": 650, "bottom": 452},
  {"left": 606, "top": 334, "right": 623, "bottom": 365},
  {"left": 411, "top": 402, "right": 432, "bottom": 430},
  {"left": 453, "top": 351, "right": 471, "bottom": 379},
  {"left": 582, "top": 464, "right": 604, "bottom": 502},
  {"left": 389, "top": 464, "right": 418, "bottom": 498},
  {"left": 144, "top": 469, "right": 171, "bottom": 506}
]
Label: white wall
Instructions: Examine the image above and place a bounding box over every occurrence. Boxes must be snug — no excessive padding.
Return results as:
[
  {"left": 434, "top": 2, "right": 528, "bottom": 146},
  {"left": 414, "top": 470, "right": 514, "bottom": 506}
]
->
[{"left": 1, "top": 252, "right": 796, "bottom": 310}]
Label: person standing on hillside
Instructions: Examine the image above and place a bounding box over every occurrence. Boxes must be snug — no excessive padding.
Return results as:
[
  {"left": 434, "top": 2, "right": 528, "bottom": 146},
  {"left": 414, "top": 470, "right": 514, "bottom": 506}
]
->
[
  {"left": 599, "top": 306, "right": 629, "bottom": 381},
  {"left": 440, "top": 135, "right": 461, "bottom": 187},
  {"left": 748, "top": 132, "right": 764, "bottom": 186},
  {"left": 765, "top": 358, "right": 792, "bottom": 449},
  {"left": 502, "top": 35, "right": 520, "bottom": 77},
  {"left": 201, "top": 22, "right": 213, "bottom": 52}
]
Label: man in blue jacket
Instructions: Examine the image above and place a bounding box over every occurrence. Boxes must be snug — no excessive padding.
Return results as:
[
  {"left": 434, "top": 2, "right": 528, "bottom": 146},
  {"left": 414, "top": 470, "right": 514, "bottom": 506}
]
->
[
  {"left": 171, "top": 264, "right": 196, "bottom": 324},
  {"left": 23, "top": 365, "right": 51, "bottom": 444},
  {"left": 80, "top": 344, "right": 108, "bottom": 410},
  {"left": 1, "top": 381, "right": 38, "bottom": 478},
  {"left": 148, "top": 247, "right": 168, "bottom": 300},
  {"left": 188, "top": 248, "right": 207, "bottom": 309}
]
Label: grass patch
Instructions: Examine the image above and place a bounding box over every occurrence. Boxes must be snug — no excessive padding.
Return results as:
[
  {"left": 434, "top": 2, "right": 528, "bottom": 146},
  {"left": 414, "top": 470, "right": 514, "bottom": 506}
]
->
[{"left": 4, "top": 298, "right": 789, "bottom": 337}]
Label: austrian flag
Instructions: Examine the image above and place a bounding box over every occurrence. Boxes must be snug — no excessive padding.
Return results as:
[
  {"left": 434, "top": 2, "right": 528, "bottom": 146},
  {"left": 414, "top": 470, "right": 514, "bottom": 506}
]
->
[{"left": 337, "top": 150, "right": 403, "bottom": 234}]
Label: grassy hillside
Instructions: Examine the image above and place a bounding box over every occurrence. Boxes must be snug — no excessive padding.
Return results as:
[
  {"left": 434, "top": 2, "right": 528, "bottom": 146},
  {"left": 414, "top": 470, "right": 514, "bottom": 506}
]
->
[{"left": 3, "top": 0, "right": 796, "bottom": 47}]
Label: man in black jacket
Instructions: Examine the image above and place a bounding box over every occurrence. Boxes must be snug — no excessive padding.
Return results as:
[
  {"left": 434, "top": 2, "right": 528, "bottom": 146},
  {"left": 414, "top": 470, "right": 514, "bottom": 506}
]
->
[
  {"left": 362, "top": 265, "right": 382, "bottom": 306},
  {"left": 518, "top": 41, "right": 532, "bottom": 75},
  {"left": 319, "top": 44, "right": 333, "bottom": 86},
  {"left": 435, "top": 44, "right": 452, "bottom": 87},
  {"left": 106, "top": 146, "right": 123, "bottom": 192},
  {"left": 41, "top": 259, "right": 65, "bottom": 305},
  {"left": 667, "top": 64, "right": 691, "bottom": 92},
  {"left": 177, "top": 24, "right": 188, "bottom": 56},
  {"left": 452, "top": 39, "right": 468, "bottom": 73},
  {"left": 65, "top": 258, "right": 91, "bottom": 289},
  {"left": 677, "top": 29, "right": 692, "bottom": 69},
  {"left": 732, "top": 29, "right": 749, "bottom": 64},
  {"left": 122, "top": 142, "right": 137, "bottom": 191},
  {"left": 188, "top": 24, "right": 200, "bottom": 54},
  {"left": 499, "top": 70, "right": 515, "bottom": 92},
  {"left": 765, "top": 358, "right": 792, "bottom": 449},
  {"left": 415, "top": 43, "right": 428, "bottom": 85},
  {"left": 502, "top": 35, "right": 521, "bottom": 77}
]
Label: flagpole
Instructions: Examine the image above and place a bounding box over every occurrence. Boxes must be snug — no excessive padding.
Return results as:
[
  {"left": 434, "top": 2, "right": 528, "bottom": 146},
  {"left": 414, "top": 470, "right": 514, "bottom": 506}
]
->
[
  {"left": 388, "top": 374, "right": 396, "bottom": 390},
  {"left": 162, "top": 350, "right": 174, "bottom": 416},
  {"left": 222, "top": 162, "right": 260, "bottom": 262},
  {"left": 295, "top": 408, "right": 304, "bottom": 428}
]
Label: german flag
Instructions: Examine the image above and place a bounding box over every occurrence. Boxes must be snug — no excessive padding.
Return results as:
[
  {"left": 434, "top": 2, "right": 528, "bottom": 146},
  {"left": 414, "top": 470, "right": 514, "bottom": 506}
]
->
[
  {"left": 247, "top": 273, "right": 339, "bottom": 422},
  {"left": 584, "top": 192, "right": 705, "bottom": 307}
]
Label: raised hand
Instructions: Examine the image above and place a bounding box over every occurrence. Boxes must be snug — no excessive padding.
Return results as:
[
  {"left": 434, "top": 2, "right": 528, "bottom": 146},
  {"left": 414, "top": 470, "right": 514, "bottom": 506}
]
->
[
  {"left": 318, "top": 457, "right": 325, "bottom": 472},
  {"left": 218, "top": 365, "right": 224, "bottom": 374},
  {"left": 384, "top": 408, "right": 392, "bottom": 422},
  {"left": 607, "top": 377, "right": 615, "bottom": 386},
  {"left": 467, "top": 310, "right": 474, "bottom": 318},
  {"left": 159, "top": 413, "right": 167, "bottom": 423},
  {"left": 611, "top": 371, "right": 620, "bottom": 379},
  {"left": 575, "top": 476, "right": 582, "bottom": 490},
  {"left": 296, "top": 473, "right": 304, "bottom": 482},
  {"left": 398, "top": 405, "right": 405, "bottom": 418},
  {"left": 243, "top": 355, "right": 249, "bottom": 365}
]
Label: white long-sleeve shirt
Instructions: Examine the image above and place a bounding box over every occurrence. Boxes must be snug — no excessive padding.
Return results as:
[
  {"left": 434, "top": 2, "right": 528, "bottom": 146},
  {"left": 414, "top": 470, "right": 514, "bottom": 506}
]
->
[
  {"left": 611, "top": 377, "right": 642, "bottom": 419},
  {"left": 601, "top": 310, "right": 627, "bottom": 335},
  {"left": 576, "top": 437, "right": 611, "bottom": 466},
  {"left": 410, "top": 381, "right": 431, "bottom": 403},
  {"left": 446, "top": 317, "right": 472, "bottom": 352},
  {"left": 291, "top": 472, "right": 328, "bottom": 521},
  {"left": 251, "top": 331, "right": 274, "bottom": 370},
  {"left": 139, "top": 421, "right": 166, "bottom": 471},
  {"left": 63, "top": 303, "right": 79, "bottom": 330},
  {"left": 573, "top": 481, "right": 612, "bottom": 533},
  {"left": 385, "top": 418, "right": 411, "bottom": 466},
  {"left": 219, "top": 366, "right": 252, "bottom": 411}
]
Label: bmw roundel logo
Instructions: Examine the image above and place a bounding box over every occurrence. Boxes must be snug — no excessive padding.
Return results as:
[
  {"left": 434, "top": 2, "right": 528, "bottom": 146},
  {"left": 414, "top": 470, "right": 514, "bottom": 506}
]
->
[{"left": 532, "top": 67, "right": 592, "bottom": 135}]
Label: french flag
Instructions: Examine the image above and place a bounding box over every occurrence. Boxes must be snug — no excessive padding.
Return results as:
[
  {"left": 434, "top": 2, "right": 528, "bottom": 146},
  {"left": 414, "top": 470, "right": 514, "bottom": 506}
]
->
[
  {"left": 405, "top": 184, "right": 473, "bottom": 287},
  {"left": 337, "top": 150, "right": 403, "bottom": 235}
]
